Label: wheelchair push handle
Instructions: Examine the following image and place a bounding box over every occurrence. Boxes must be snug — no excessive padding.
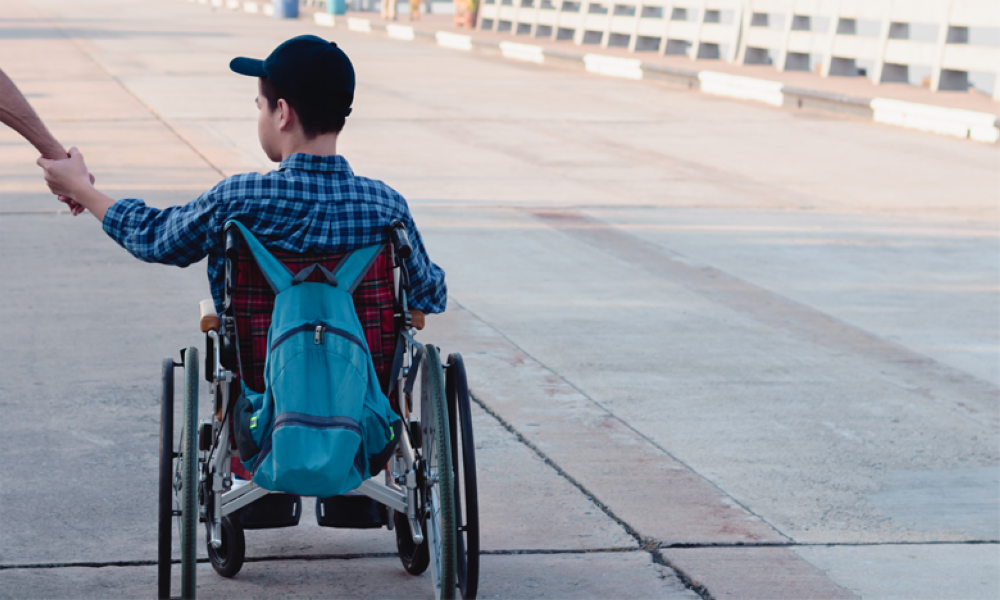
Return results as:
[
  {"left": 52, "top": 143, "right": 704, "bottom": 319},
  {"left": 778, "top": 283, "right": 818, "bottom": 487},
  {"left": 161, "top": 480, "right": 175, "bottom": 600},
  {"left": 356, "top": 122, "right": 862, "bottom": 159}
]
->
[
  {"left": 389, "top": 220, "right": 412, "bottom": 259},
  {"left": 224, "top": 227, "right": 241, "bottom": 262},
  {"left": 199, "top": 299, "right": 220, "bottom": 333}
]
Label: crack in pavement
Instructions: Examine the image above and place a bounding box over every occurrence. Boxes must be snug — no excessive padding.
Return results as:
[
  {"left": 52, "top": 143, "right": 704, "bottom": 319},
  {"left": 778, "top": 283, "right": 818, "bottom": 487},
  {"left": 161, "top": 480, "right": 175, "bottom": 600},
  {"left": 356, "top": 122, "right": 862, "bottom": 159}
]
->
[
  {"left": 467, "top": 390, "right": 716, "bottom": 600},
  {"left": 450, "top": 295, "right": 792, "bottom": 542}
]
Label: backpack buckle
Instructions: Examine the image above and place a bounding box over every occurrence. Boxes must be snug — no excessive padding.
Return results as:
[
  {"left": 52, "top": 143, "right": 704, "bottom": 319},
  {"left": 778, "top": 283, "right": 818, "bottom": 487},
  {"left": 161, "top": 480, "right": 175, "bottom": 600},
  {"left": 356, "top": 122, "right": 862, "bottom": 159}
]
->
[{"left": 314, "top": 325, "right": 326, "bottom": 345}]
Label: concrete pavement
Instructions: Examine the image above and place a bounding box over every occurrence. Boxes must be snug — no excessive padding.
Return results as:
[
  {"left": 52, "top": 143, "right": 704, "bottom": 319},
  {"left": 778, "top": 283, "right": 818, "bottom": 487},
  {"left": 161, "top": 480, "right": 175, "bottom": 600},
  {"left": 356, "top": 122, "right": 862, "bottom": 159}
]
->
[{"left": 1, "top": 0, "right": 998, "bottom": 598}]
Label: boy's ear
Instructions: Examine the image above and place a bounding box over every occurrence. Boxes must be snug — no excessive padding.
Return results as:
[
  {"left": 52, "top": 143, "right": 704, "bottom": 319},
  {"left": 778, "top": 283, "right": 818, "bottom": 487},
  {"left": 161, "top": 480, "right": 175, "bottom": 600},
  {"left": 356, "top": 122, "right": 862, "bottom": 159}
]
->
[{"left": 276, "top": 98, "right": 296, "bottom": 132}]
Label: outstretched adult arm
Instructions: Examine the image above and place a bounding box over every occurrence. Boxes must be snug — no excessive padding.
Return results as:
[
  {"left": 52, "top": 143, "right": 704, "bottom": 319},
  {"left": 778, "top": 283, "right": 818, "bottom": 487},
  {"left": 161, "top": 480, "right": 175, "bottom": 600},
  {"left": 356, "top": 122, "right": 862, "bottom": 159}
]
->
[
  {"left": 3, "top": 68, "right": 87, "bottom": 215},
  {"left": 0, "top": 68, "right": 65, "bottom": 159}
]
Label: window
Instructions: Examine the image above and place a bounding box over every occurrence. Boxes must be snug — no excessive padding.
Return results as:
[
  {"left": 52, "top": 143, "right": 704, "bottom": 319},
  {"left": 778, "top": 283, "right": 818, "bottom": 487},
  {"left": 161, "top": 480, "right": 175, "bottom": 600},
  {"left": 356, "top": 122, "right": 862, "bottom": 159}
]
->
[
  {"left": 613, "top": 4, "right": 635, "bottom": 16},
  {"left": 640, "top": 5, "right": 662, "bottom": 18}
]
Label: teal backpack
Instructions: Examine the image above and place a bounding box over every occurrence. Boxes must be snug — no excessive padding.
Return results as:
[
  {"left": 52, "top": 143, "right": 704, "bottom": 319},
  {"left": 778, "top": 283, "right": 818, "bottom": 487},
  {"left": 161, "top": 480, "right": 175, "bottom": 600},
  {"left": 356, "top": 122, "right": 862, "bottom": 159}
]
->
[{"left": 229, "top": 221, "right": 401, "bottom": 498}]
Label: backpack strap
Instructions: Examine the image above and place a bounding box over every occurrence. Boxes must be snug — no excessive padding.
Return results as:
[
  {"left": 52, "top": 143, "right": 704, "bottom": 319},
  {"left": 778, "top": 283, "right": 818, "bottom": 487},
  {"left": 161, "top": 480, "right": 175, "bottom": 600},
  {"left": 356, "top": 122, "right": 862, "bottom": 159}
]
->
[
  {"left": 224, "top": 221, "right": 294, "bottom": 294},
  {"left": 332, "top": 244, "right": 385, "bottom": 294},
  {"left": 291, "top": 264, "right": 339, "bottom": 287}
]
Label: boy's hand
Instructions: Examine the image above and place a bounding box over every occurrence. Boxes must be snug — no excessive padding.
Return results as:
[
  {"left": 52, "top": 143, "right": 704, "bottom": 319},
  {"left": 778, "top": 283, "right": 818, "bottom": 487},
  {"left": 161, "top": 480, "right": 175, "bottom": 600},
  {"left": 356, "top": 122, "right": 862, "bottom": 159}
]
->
[
  {"left": 36, "top": 147, "right": 115, "bottom": 222},
  {"left": 56, "top": 172, "right": 93, "bottom": 216},
  {"left": 58, "top": 194, "right": 87, "bottom": 216},
  {"left": 411, "top": 309, "right": 425, "bottom": 330},
  {"left": 37, "top": 147, "right": 92, "bottom": 199}
]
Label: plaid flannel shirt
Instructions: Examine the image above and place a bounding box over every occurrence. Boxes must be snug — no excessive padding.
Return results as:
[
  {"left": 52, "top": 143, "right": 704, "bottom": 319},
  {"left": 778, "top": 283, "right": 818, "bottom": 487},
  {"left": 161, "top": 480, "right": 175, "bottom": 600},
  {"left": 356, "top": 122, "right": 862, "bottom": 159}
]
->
[{"left": 102, "top": 153, "right": 447, "bottom": 315}]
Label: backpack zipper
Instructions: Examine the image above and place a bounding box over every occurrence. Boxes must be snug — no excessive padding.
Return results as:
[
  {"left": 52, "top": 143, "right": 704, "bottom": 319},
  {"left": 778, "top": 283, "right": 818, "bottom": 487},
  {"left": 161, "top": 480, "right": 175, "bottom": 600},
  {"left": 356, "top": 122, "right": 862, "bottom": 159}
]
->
[
  {"left": 251, "top": 413, "right": 363, "bottom": 475},
  {"left": 272, "top": 412, "right": 362, "bottom": 436},
  {"left": 270, "top": 321, "right": 365, "bottom": 353}
]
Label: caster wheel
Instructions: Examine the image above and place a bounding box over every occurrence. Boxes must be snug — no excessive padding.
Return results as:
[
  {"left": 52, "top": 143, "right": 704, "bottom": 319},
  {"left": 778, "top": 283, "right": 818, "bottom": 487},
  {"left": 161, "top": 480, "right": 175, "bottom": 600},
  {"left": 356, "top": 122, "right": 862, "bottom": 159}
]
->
[{"left": 207, "top": 516, "right": 246, "bottom": 578}]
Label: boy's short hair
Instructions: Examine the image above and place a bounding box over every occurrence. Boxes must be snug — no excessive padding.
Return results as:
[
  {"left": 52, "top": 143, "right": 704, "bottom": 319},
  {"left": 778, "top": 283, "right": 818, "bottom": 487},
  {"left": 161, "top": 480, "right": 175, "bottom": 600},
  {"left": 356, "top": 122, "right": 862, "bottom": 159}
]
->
[{"left": 260, "top": 76, "right": 346, "bottom": 138}]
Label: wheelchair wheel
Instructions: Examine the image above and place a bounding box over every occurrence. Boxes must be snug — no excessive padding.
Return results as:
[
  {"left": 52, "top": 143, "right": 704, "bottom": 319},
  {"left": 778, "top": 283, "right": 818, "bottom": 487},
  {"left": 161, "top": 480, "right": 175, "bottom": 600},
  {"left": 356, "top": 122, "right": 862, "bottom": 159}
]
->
[
  {"left": 157, "top": 358, "right": 175, "bottom": 600},
  {"left": 207, "top": 516, "right": 245, "bottom": 578},
  {"left": 180, "top": 347, "right": 199, "bottom": 599},
  {"left": 422, "top": 345, "right": 457, "bottom": 600},
  {"left": 447, "top": 353, "right": 480, "bottom": 600}
]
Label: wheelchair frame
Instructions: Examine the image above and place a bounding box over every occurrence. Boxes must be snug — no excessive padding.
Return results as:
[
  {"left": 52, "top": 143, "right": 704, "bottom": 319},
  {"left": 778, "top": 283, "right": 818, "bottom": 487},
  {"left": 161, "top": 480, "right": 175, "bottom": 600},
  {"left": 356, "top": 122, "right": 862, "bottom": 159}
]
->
[{"left": 157, "top": 223, "right": 479, "bottom": 600}]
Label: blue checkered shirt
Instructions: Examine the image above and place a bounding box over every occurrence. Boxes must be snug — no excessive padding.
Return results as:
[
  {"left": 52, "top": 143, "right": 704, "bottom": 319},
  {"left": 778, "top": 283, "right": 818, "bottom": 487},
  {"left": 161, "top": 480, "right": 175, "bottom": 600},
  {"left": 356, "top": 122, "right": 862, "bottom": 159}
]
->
[{"left": 102, "top": 153, "right": 447, "bottom": 315}]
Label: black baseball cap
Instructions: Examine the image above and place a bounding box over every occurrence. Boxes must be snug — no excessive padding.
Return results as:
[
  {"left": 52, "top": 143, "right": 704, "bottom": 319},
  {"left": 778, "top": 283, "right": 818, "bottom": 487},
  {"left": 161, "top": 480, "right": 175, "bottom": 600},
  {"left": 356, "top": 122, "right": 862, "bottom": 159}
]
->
[{"left": 230, "top": 35, "right": 355, "bottom": 116}]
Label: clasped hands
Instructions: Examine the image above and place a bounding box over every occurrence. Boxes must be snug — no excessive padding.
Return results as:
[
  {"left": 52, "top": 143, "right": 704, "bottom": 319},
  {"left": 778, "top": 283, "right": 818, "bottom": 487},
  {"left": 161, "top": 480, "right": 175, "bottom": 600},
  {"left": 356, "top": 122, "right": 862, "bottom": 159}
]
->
[{"left": 36, "top": 147, "right": 94, "bottom": 216}]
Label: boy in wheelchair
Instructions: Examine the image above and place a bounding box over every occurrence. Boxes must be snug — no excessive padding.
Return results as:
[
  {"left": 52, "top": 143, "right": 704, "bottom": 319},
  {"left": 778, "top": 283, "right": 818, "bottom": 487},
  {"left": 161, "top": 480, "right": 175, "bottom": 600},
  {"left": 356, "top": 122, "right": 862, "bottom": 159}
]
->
[
  {"left": 39, "top": 36, "right": 479, "bottom": 600},
  {"left": 37, "top": 34, "right": 445, "bottom": 325}
]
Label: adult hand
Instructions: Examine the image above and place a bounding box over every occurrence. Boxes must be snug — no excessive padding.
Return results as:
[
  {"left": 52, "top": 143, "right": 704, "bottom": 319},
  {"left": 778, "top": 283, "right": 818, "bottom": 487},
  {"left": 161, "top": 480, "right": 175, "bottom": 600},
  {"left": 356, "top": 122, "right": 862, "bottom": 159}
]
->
[{"left": 37, "top": 147, "right": 92, "bottom": 199}]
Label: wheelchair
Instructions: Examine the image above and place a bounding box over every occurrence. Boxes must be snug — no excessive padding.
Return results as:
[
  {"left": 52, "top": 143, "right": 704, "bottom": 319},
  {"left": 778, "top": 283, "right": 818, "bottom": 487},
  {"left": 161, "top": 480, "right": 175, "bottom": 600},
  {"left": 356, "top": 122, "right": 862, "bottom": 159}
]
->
[{"left": 156, "top": 222, "right": 479, "bottom": 600}]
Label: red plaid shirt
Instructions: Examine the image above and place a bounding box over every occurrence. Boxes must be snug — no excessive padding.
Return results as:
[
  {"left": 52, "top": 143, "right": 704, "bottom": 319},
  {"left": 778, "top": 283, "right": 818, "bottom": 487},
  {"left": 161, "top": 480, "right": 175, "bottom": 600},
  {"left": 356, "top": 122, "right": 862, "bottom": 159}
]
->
[{"left": 232, "top": 245, "right": 398, "bottom": 396}]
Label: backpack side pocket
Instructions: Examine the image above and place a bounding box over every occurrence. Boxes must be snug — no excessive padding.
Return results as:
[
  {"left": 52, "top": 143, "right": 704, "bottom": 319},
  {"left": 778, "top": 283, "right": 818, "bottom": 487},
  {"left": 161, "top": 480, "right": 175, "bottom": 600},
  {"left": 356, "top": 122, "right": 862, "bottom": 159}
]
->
[
  {"left": 235, "top": 388, "right": 261, "bottom": 463},
  {"left": 363, "top": 394, "right": 401, "bottom": 476}
]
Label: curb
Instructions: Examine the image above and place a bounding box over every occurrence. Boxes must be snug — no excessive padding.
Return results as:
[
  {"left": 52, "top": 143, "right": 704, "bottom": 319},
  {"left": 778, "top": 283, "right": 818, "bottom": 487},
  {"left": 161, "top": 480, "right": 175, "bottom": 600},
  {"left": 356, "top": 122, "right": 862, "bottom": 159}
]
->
[{"left": 200, "top": 1, "right": 1000, "bottom": 144}]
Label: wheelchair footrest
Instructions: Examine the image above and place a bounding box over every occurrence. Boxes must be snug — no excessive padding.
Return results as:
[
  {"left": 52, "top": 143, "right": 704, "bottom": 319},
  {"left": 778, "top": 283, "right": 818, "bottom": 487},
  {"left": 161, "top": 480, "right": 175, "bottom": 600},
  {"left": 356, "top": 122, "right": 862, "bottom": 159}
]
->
[
  {"left": 316, "top": 493, "right": 387, "bottom": 529},
  {"left": 236, "top": 493, "right": 302, "bottom": 530}
]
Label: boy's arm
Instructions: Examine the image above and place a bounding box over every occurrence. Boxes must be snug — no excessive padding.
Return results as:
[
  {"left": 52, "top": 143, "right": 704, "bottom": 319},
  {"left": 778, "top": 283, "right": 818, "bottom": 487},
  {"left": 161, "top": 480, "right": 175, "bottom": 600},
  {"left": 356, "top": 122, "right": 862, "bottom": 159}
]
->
[
  {"left": 39, "top": 147, "right": 217, "bottom": 267},
  {"left": 400, "top": 213, "right": 447, "bottom": 315}
]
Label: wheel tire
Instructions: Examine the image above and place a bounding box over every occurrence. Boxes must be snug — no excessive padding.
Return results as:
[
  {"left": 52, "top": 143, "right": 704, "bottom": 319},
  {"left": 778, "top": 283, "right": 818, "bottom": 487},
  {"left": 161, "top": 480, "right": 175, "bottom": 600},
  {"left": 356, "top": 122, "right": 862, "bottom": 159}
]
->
[
  {"left": 422, "top": 345, "right": 457, "bottom": 600},
  {"left": 180, "top": 347, "right": 199, "bottom": 599},
  {"left": 394, "top": 506, "right": 430, "bottom": 575},
  {"left": 158, "top": 358, "right": 175, "bottom": 600},
  {"left": 447, "top": 353, "right": 480, "bottom": 600},
  {"left": 207, "top": 516, "right": 246, "bottom": 578}
]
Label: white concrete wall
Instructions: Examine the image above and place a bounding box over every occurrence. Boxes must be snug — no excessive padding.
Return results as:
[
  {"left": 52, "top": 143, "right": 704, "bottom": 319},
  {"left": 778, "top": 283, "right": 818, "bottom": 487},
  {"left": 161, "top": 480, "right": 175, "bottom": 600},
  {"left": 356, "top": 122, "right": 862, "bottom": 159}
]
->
[{"left": 478, "top": 0, "right": 1000, "bottom": 98}]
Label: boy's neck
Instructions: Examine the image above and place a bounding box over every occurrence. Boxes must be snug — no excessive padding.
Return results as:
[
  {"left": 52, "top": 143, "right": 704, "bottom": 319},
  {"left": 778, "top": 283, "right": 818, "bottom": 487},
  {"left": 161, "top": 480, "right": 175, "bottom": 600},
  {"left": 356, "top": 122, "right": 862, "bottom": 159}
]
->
[{"left": 277, "top": 131, "right": 338, "bottom": 161}]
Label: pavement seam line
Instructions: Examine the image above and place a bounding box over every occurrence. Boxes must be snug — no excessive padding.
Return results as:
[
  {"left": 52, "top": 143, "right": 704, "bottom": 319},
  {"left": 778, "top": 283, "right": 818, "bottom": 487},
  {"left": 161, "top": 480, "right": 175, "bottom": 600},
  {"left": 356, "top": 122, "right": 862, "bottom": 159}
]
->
[
  {"left": 466, "top": 388, "right": 714, "bottom": 600},
  {"left": 0, "top": 547, "right": 642, "bottom": 571},
  {"left": 5, "top": 540, "right": 994, "bottom": 571},
  {"left": 450, "top": 296, "right": 793, "bottom": 545},
  {"left": 665, "top": 540, "right": 1000, "bottom": 548},
  {"left": 49, "top": 25, "right": 227, "bottom": 179}
]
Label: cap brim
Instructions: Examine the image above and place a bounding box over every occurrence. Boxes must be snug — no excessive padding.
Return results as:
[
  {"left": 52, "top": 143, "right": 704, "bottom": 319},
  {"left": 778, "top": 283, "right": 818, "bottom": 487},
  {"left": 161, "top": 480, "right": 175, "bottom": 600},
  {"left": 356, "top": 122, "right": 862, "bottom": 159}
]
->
[{"left": 229, "top": 57, "right": 267, "bottom": 77}]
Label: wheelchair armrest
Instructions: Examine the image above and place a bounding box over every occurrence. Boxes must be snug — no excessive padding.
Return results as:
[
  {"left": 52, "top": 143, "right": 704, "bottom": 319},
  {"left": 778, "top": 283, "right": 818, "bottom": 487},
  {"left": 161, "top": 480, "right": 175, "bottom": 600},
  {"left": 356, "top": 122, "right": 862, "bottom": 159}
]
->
[
  {"left": 389, "top": 220, "right": 412, "bottom": 259},
  {"left": 199, "top": 299, "right": 220, "bottom": 333}
]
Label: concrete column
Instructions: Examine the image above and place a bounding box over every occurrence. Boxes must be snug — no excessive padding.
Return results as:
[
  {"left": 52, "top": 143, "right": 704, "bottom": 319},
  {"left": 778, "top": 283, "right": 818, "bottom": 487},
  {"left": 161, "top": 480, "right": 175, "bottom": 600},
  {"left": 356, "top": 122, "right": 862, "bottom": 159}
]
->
[
  {"left": 736, "top": 0, "right": 754, "bottom": 64},
  {"left": 870, "top": 0, "right": 894, "bottom": 84},
  {"left": 627, "top": 2, "right": 643, "bottom": 52},
  {"left": 477, "top": 1, "right": 487, "bottom": 29},
  {"left": 727, "top": 2, "right": 744, "bottom": 62},
  {"left": 929, "top": 0, "right": 954, "bottom": 92},
  {"left": 659, "top": 1, "right": 674, "bottom": 54},
  {"left": 528, "top": 1, "right": 541, "bottom": 36},
  {"left": 573, "top": 1, "right": 588, "bottom": 44},
  {"left": 600, "top": 1, "right": 613, "bottom": 48},
  {"left": 775, "top": 0, "right": 795, "bottom": 71},
  {"left": 552, "top": 0, "right": 564, "bottom": 39},
  {"left": 820, "top": 0, "right": 841, "bottom": 76},
  {"left": 690, "top": 0, "right": 706, "bottom": 60}
]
